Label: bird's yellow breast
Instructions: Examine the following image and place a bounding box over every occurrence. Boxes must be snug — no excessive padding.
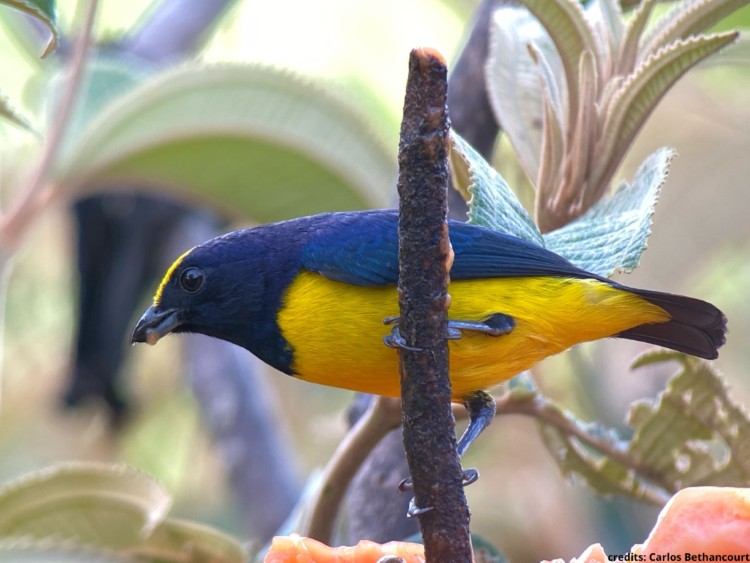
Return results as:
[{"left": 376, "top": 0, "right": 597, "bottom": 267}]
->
[{"left": 276, "top": 271, "right": 669, "bottom": 399}]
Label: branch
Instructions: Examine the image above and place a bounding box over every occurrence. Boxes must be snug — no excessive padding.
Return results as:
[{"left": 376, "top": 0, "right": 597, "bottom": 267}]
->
[
  {"left": 397, "top": 48, "right": 473, "bottom": 561},
  {"left": 0, "top": 0, "right": 99, "bottom": 247},
  {"left": 305, "top": 397, "right": 402, "bottom": 543},
  {"left": 119, "top": 0, "right": 238, "bottom": 62}
]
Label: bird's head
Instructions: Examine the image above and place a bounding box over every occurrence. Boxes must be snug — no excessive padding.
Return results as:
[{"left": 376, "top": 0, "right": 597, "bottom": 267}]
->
[{"left": 131, "top": 232, "right": 269, "bottom": 348}]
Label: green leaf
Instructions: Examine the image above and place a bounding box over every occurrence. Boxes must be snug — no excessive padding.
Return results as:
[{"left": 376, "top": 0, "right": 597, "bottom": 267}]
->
[
  {"left": 53, "top": 63, "right": 395, "bottom": 223},
  {"left": 593, "top": 32, "right": 738, "bottom": 195},
  {"left": 0, "top": 88, "right": 39, "bottom": 137},
  {"left": 134, "top": 518, "right": 246, "bottom": 562},
  {"left": 0, "top": 463, "right": 171, "bottom": 547},
  {"left": 617, "top": 0, "right": 658, "bottom": 75},
  {"left": 628, "top": 351, "right": 750, "bottom": 491},
  {"left": 486, "top": 7, "right": 565, "bottom": 183},
  {"left": 0, "top": 537, "right": 132, "bottom": 562},
  {"left": 641, "top": 0, "right": 750, "bottom": 60},
  {"left": 538, "top": 351, "right": 750, "bottom": 505},
  {"left": 0, "top": 0, "right": 58, "bottom": 57},
  {"left": 538, "top": 410, "right": 669, "bottom": 504},
  {"left": 514, "top": 0, "right": 599, "bottom": 130},
  {"left": 450, "top": 132, "right": 543, "bottom": 245},
  {"left": 543, "top": 147, "right": 672, "bottom": 276}
]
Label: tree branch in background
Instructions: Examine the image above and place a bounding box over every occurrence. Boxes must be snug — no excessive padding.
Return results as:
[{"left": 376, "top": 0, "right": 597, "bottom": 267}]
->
[
  {"left": 397, "top": 47, "right": 472, "bottom": 561},
  {"left": 305, "top": 397, "right": 402, "bottom": 544},
  {"left": 118, "top": 0, "right": 236, "bottom": 62}
]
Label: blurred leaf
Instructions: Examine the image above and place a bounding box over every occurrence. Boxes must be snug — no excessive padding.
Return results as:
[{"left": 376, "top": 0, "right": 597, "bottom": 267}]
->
[
  {"left": 641, "top": 0, "right": 750, "bottom": 60},
  {"left": 57, "top": 54, "right": 153, "bottom": 150},
  {"left": 486, "top": 7, "right": 564, "bottom": 182},
  {"left": 537, "top": 406, "right": 669, "bottom": 505},
  {"left": 593, "top": 32, "right": 738, "bottom": 193},
  {"left": 617, "top": 0, "right": 658, "bottom": 76},
  {"left": 538, "top": 351, "right": 750, "bottom": 505},
  {"left": 0, "top": 88, "right": 39, "bottom": 137},
  {"left": 0, "top": 537, "right": 131, "bottom": 562},
  {"left": 628, "top": 351, "right": 750, "bottom": 490},
  {"left": 450, "top": 132, "right": 543, "bottom": 244},
  {"left": 0, "top": 0, "right": 58, "bottom": 57},
  {"left": 514, "top": 0, "right": 598, "bottom": 127},
  {"left": 543, "top": 147, "right": 672, "bottom": 276},
  {"left": 135, "top": 518, "right": 246, "bottom": 562},
  {"left": 0, "top": 463, "right": 171, "bottom": 547},
  {"left": 53, "top": 63, "right": 395, "bottom": 222}
]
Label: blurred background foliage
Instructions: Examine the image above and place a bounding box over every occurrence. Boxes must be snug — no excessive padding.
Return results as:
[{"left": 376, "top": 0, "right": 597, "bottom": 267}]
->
[{"left": 0, "top": 0, "right": 748, "bottom": 561}]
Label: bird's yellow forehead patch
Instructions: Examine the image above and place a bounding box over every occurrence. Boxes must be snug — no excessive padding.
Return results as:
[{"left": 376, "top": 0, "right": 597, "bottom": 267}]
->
[{"left": 154, "top": 247, "right": 195, "bottom": 306}]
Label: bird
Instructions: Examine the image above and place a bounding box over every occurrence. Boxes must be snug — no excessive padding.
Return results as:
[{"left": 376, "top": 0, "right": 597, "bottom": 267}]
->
[{"left": 131, "top": 209, "right": 727, "bottom": 469}]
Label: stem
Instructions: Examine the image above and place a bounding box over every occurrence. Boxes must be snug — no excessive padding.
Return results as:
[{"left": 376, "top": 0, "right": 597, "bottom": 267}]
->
[
  {"left": 397, "top": 48, "right": 473, "bottom": 562},
  {"left": 305, "top": 397, "right": 402, "bottom": 544},
  {"left": 0, "top": 0, "right": 99, "bottom": 247}
]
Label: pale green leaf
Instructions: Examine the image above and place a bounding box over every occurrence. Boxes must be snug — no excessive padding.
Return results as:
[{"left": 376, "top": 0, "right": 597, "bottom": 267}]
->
[
  {"left": 593, "top": 32, "right": 738, "bottom": 195},
  {"left": 628, "top": 351, "right": 750, "bottom": 491},
  {"left": 0, "top": 88, "right": 39, "bottom": 137},
  {"left": 0, "top": 0, "right": 58, "bottom": 57},
  {"left": 0, "top": 537, "right": 131, "bottom": 562},
  {"left": 543, "top": 147, "right": 671, "bottom": 276},
  {"left": 485, "top": 7, "right": 566, "bottom": 182},
  {"left": 641, "top": 0, "right": 750, "bottom": 60},
  {"left": 52, "top": 63, "right": 395, "bottom": 223},
  {"left": 0, "top": 463, "right": 171, "bottom": 547},
  {"left": 514, "top": 0, "right": 600, "bottom": 128},
  {"left": 450, "top": 132, "right": 543, "bottom": 244},
  {"left": 536, "top": 400, "right": 669, "bottom": 504},
  {"left": 617, "top": 0, "right": 658, "bottom": 75},
  {"left": 134, "top": 518, "right": 246, "bottom": 562}
]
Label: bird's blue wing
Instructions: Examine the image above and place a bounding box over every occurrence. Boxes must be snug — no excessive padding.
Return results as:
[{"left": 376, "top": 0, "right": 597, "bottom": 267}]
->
[{"left": 300, "top": 210, "right": 595, "bottom": 287}]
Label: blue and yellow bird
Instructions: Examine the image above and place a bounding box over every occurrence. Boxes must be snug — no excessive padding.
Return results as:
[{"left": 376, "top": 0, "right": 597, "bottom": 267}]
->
[{"left": 131, "top": 209, "right": 727, "bottom": 458}]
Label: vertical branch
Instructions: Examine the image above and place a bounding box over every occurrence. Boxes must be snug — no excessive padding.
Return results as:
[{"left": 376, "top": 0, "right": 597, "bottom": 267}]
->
[{"left": 397, "top": 48, "right": 473, "bottom": 561}]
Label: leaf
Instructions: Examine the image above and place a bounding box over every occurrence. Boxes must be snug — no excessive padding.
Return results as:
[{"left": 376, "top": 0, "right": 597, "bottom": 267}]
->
[
  {"left": 0, "top": 537, "right": 132, "bottom": 562},
  {"left": 641, "top": 0, "right": 750, "bottom": 60},
  {"left": 0, "top": 0, "right": 58, "bottom": 57},
  {"left": 485, "top": 6, "right": 565, "bottom": 183},
  {"left": 52, "top": 63, "right": 395, "bottom": 223},
  {"left": 628, "top": 351, "right": 750, "bottom": 491},
  {"left": 617, "top": 0, "right": 658, "bottom": 75},
  {"left": 450, "top": 132, "right": 543, "bottom": 245},
  {"left": 0, "top": 463, "right": 171, "bottom": 547},
  {"left": 538, "top": 408, "right": 670, "bottom": 505},
  {"left": 0, "top": 88, "right": 39, "bottom": 137},
  {"left": 135, "top": 518, "right": 246, "bottom": 562},
  {"left": 543, "top": 147, "right": 672, "bottom": 277},
  {"left": 592, "top": 32, "right": 738, "bottom": 195},
  {"left": 514, "top": 0, "right": 600, "bottom": 129},
  {"left": 537, "top": 350, "right": 750, "bottom": 505}
]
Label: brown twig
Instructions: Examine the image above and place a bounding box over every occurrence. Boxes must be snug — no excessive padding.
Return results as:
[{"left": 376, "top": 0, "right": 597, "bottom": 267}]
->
[
  {"left": 397, "top": 48, "right": 473, "bottom": 561},
  {"left": 0, "top": 0, "right": 99, "bottom": 247},
  {"left": 305, "top": 397, "right": 402, "bottom": 544}
]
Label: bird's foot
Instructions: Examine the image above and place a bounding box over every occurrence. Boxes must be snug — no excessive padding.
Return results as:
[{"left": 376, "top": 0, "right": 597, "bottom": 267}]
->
[
  {"left": 383, "top": 314, "right": 514, "bottom": 346},
  {"left": 399, "top": 468, "right": 479, "bottom": 518}
]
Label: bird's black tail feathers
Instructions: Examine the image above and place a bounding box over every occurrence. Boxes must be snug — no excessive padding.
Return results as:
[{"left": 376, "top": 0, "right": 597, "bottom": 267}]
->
[{"left": 617, "top": 287, "right": 727, "bottom": 360}]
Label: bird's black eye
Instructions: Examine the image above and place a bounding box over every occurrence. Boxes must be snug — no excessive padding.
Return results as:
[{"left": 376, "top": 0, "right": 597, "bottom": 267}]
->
[{"left": 179, "top": 267, "right": 205, "bottom": 293}]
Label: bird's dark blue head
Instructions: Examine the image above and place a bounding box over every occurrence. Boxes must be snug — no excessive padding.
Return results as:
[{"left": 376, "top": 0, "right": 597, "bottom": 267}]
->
[{"left": 130, "top": 228, "right": 297, "bottom": 369}]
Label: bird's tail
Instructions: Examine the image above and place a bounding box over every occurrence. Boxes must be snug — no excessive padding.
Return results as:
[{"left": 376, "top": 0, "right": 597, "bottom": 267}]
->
[{"left": 617, "top": 287, "right": 727, "bottom": 360}]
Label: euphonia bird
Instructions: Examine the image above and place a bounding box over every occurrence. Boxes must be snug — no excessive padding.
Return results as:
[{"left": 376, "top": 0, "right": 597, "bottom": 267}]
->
[{"left": 131, "top": 209, "right": 727, "bottom": 459}]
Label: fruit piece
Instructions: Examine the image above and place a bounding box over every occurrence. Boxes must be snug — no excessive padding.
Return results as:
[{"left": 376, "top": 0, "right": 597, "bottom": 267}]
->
[
  {"left": 264, "top": 533, "right": 426, "bottom": 562},
  {"left": 643, "top": 486, "right": 750, "bottom": 554}
]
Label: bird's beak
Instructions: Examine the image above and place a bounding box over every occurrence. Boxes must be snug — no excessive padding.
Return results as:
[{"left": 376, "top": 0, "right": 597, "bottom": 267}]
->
[{"left": 131, "top": 306, "right": 184, "bottom": 346}]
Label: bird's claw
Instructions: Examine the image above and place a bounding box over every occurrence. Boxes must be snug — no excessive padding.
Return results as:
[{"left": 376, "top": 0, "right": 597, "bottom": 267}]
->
[
  {"left": 383, "top": 326, "right": 423, "bottom": 352},
  {"left": 406, "top": 497, "right": 433, "bottom": 518},
  {"left": 399, "top": 469, "right": 479, "bottom": 518}
]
